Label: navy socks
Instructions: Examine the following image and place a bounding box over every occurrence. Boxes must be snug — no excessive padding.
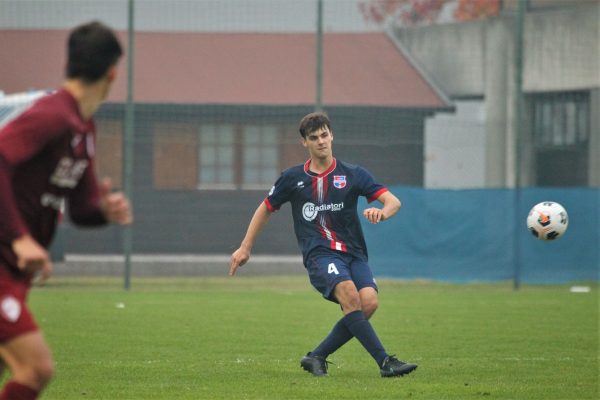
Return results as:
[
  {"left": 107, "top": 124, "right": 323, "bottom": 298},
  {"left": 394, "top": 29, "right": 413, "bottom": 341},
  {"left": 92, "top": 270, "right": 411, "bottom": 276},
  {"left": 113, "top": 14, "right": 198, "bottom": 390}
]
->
[
  {"left": 312, "top": 310, "right": 388, "bottom": 366},
  {"left": 311, "top": 318, "right": 353, "bottom": 358}
]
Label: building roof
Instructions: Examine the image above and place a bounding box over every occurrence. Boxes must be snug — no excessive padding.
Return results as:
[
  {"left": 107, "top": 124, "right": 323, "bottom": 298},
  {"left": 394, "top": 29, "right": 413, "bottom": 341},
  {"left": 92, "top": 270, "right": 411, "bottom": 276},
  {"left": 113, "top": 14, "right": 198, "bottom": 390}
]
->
[{"left": 0, "top": 29, "right": 449, "bottom": 108}]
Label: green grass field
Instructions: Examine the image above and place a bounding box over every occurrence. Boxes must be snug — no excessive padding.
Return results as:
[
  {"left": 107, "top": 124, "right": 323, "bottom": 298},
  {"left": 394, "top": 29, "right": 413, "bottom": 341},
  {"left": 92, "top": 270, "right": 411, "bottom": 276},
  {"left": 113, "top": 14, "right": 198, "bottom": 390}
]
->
[{"left": 11, "top": 276, "right": 599, "bottom": 399}]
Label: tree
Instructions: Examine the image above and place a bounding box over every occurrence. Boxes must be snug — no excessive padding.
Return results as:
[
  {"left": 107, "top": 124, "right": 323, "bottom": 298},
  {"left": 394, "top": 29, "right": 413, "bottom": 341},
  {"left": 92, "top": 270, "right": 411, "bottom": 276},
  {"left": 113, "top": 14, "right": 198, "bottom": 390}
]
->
[
  {"left": 358, "top": 0, "right": 500, "bottom": 27},
  {"left": 454, "top": 0, "right": 501, "bottom": 21}
]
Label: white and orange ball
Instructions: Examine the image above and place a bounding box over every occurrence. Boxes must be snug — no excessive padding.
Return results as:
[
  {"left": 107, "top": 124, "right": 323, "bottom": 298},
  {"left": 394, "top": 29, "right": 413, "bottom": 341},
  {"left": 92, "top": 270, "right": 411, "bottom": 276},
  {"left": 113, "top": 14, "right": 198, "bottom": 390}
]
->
[{"left": 526, "top": 201, "right": 569, "bottom": 241}]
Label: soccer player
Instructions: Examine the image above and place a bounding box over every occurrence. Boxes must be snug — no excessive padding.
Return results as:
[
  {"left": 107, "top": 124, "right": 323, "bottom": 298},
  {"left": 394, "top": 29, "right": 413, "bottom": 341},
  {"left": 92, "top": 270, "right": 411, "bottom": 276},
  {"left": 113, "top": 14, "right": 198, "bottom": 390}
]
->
[
  {"left": 0, "top": 21, "right": 132, "bottom": 399},
  {"left": 229, "top": 112, "right": 417, "bottom": 377}
]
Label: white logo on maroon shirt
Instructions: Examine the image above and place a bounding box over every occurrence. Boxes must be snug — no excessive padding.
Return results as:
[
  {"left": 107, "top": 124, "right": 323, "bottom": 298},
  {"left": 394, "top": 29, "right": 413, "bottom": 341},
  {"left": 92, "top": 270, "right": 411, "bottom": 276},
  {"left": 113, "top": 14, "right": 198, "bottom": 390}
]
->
[
  {"left": 71, "top": 134, "right": 83, "bottom": 148},
  {"left": 1, "top": 296, "right": 21, "bottom": 323},
  {"left": 41, "top": 193, "right": 66, "bottom": 211},
  {"left": 50, "top": 157, "right": 89, "bottom": 188}
]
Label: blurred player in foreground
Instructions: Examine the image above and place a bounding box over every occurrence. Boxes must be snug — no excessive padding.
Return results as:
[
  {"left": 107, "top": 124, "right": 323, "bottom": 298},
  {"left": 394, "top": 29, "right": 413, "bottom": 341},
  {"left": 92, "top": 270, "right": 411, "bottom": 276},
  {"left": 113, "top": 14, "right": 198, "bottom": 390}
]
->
[
  {"left": 0, "top": 21, "right": 132, "bottom": 399},
  {"left": 230, "top": 112, "right": 417, "bottom": 377}
]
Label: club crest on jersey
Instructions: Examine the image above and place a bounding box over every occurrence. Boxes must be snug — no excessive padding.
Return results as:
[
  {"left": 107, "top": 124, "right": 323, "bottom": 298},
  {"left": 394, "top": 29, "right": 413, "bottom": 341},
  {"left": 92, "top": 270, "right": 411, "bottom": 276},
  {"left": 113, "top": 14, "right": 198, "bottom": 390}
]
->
[
  {"left": 333, "top": 175, "right": 346, "bottom": 189},
  {"left": 0, "top": 296, "right": 21, "bottom": 323}
]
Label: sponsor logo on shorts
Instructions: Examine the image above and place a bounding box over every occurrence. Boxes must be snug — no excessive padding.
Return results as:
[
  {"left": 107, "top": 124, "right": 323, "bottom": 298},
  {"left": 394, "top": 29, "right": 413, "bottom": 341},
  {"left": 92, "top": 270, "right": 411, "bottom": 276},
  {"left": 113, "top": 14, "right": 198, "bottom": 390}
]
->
[{"left": 0, "top": 296, "right": 21, "bottom": 323}]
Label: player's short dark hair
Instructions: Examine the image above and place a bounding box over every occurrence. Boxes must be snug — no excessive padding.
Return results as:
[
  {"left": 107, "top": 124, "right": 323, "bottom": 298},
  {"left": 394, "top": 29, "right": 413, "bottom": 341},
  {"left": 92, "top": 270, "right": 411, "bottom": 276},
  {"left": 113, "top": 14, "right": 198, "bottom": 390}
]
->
[
  {"left": 66, "top": 21, "right": 123, "bottom": 83},
  {"left": 299, "top": 112, "right": 331, "bottom": 138}
]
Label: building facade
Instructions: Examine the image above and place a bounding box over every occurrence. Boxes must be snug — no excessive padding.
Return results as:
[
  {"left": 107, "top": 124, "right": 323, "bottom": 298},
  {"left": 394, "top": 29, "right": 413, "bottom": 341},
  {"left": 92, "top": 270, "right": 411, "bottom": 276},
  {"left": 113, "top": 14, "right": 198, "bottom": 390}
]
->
[{"left": 393, "top": 1, "right": 599, "bottom": 188}]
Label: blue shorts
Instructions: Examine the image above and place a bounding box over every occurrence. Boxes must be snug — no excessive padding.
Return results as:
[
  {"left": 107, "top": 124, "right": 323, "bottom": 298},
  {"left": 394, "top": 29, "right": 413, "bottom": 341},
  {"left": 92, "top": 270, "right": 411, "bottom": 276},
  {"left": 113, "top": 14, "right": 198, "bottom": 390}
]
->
[{"left": 305, "top": 250, "right": 378, "bottom": 303}]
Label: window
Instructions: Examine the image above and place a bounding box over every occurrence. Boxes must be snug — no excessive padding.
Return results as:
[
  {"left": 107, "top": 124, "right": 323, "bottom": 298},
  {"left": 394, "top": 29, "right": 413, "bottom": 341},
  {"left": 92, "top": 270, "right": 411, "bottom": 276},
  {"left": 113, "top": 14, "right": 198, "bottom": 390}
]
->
[
  {"left": 531, "top": 91, "right": 589, "bottom": 186},
  {"left": 241, "top": 125, "right": 279, "bottom": 189},
  {"left": 533, "top": 91, "right": 589, "bottom": 148},
  {"left": 197, "top": 123, "right": 280, "bottom": 189},
  {"left": 198, "top": 124, "right": 236, "bottom": 189}
]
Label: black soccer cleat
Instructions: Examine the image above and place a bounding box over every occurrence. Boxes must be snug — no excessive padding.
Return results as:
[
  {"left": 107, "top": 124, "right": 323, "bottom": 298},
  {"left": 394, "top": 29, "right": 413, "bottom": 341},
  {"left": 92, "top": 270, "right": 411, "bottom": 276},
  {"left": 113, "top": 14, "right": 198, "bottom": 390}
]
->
[
  {"left": 380, "top": 355, "right": 418, "bottom": 378},
  {"left": 300, "top": 352, "right": 329, "bottom": 376}
]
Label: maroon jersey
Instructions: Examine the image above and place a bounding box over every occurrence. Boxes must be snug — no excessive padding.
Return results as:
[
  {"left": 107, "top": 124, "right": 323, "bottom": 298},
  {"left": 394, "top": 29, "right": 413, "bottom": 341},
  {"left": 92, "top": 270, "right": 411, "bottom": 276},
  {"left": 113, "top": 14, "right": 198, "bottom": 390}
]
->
[{"left": 0, "top": 88, "right": 107, "bottom": 279}]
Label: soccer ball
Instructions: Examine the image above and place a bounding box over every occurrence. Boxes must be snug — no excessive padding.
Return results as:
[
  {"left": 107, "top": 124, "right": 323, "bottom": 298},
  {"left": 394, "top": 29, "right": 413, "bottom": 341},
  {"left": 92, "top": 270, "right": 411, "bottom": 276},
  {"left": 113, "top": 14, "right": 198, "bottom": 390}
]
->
[{"left": 526, "top": 201, "right": 568, "bottom": 240}]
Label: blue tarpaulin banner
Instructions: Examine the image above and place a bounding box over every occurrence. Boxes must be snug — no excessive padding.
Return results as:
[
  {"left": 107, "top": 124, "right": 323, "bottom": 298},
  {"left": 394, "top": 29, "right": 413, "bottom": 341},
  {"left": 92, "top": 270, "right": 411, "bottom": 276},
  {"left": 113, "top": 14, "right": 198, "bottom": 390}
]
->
[{"left": 361, "top": 187, "right": 599, "bottom": 283}]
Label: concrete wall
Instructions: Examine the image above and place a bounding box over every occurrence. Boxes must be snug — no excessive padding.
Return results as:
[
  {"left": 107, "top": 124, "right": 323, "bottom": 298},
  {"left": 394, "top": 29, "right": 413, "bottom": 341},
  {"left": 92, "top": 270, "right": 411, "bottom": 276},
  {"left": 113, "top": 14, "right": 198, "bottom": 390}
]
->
[
  {"left": 391, "top": 21, "right": 486, "bottom": 98},
  {"left": 524, "top": 5, "right": 600, "bottom": 92},
  {"left": 393, "top": 4, "right": 600, "bottom": 95},
  {"left": 393, "top": 3, "right": 600, "bottom": 188},
  {"left": 424, "top": 101, "right": 486, "bottom": 189}
]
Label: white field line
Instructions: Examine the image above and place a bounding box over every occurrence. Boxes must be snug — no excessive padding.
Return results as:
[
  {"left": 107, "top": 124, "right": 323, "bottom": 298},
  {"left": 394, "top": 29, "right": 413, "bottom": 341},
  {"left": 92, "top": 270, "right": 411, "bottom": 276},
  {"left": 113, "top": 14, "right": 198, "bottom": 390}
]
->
[{"left": 65, "top": 254, "right": 302, "bottom": 264}]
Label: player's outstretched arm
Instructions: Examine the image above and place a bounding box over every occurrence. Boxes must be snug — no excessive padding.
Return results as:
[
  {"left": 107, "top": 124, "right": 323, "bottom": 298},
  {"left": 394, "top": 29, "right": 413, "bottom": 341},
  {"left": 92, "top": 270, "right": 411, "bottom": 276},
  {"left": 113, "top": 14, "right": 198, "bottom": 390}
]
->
[
  {"left": 363, "top": 191, "right": 401, "bottom": 224},
  {"left": 229, "top": 202, "right": 272, "bottom": 276}
]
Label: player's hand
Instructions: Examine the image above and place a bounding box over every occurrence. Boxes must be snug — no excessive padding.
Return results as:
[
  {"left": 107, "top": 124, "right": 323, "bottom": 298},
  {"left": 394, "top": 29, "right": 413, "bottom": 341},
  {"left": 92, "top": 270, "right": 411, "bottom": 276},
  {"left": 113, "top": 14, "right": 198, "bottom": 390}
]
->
[
  {"left": 363, "top": 207, "right": 385, "bottom": 224},
  {"left": 229, "top": 246, "right": 250, "bottom": 276},
  {"left": 99, "top": 178, "right": 133, "bottom": 225},
  {"left": 11, "top": 234, "right": 53, "bottom": 284}
]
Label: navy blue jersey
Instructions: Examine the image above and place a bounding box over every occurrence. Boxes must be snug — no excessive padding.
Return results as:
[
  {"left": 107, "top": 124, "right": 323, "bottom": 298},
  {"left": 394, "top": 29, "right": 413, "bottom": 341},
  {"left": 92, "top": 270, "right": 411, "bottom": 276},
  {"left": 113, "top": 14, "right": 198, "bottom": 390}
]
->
[{"left": 264, "top": 158, "right": 387, "bottom": 263}]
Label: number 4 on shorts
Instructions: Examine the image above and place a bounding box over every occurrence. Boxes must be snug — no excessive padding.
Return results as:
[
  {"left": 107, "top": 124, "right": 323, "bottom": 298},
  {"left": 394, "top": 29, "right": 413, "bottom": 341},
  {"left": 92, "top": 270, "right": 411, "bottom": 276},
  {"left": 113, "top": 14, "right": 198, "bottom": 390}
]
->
[{"left": 328, "top": 263, "right": 339, "bottom": 275}]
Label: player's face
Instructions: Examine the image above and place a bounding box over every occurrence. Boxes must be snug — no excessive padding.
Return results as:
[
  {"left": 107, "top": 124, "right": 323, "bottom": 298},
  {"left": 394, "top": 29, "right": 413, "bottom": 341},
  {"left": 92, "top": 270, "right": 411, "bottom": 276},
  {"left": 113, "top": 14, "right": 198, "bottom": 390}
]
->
[{"left": 303, "top": 126, "right": 333, "bottom": 160}]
